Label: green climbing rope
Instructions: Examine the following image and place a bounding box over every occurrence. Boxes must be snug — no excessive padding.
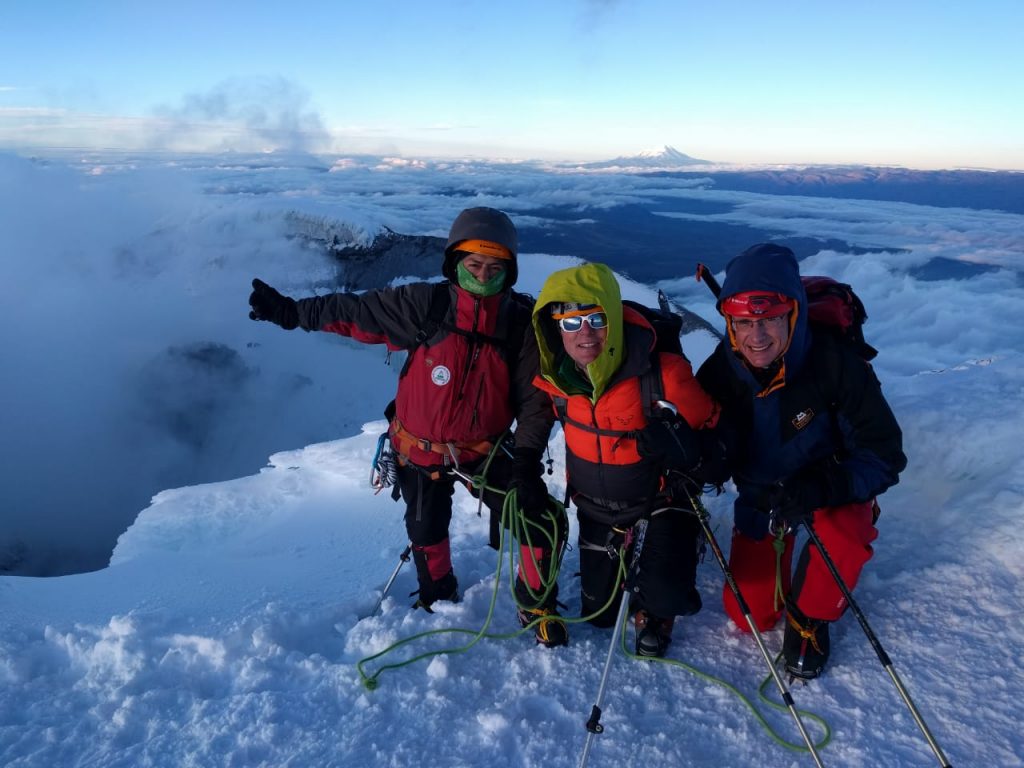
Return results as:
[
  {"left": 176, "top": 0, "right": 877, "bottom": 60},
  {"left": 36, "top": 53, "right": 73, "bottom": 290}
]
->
[
  {"left": 620, "top": 621, "right": 832, "bottom": 753},
  {"left": 354, "top": 453, "right": 832, "bottom": 755},
  {"left": 773, "top": 526, "right": 788, "bottom": 614},
  {"left": 356, "top": 442, "right": 620, "bottom": 690}
]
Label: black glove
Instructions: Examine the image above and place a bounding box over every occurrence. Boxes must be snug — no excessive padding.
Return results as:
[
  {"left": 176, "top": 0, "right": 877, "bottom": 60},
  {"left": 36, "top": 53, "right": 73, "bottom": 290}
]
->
[
  {"left": 636, "top": 411, "right": 701, "bottom": 472},
  {"left": 689, "top": 430, "right": 730, "bottom": 487},
  {"left": 249, "top": 278, "right": 299, "bottom": 330},
  {"left": 666, "top": 470, "right": 703, "bottom": 502},
  {"left": 510, "top": 448, "right": 550, "bottom": 523},
  {"left": 764, "top": 481, "right": 822, "bottom": 525},
  {"left": 764, "top": 464, "right": 849, "bottom": 524}
]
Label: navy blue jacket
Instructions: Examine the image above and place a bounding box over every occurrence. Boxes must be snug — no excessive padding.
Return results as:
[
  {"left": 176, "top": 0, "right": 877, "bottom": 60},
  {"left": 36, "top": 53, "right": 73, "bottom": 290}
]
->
[{"left": 696, "top": 244, "right": 906, "bottom": 539}]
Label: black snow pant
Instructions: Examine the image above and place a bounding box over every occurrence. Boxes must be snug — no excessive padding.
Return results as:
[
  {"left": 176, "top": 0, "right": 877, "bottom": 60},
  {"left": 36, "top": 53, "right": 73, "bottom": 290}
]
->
[
  {"left": 578, "top": 504, "right": 703, "bottom": 628},
  {"left": 396, "top": 453, "right": 565, "bottom": 603},
  {"left": 396, "top": 452, "right": 517, "bottom": 550}
]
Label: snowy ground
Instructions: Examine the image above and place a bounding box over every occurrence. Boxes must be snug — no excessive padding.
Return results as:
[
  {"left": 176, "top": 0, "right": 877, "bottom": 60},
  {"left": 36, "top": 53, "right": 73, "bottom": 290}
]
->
[{"left": 3, "top": 329, "right": 1023, "bottom": 766}]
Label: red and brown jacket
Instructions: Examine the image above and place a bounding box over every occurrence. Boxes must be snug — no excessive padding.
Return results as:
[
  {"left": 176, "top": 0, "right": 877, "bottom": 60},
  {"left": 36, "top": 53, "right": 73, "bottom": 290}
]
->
[{"left": 295, "top": 282, "right": 553, "bottom": 468}]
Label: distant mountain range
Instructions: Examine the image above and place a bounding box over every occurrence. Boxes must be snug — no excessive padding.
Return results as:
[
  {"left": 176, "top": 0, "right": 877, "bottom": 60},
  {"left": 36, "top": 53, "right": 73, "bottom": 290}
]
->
[
  {"left": 581, "top": 145, "right": 712, "bottom": 169},
  {"left": 573, "top": 149, "right": 1023, "bottom": 214},
  {"left": 644, "top": 165, "right": 1024, "bottom": 215}
]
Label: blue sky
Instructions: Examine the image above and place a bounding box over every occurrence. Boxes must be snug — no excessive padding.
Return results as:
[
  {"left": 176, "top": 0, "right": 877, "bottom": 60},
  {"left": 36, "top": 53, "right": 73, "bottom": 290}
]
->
[{"left": 2, "top": 0, "right": 1022, "bottom": 169}]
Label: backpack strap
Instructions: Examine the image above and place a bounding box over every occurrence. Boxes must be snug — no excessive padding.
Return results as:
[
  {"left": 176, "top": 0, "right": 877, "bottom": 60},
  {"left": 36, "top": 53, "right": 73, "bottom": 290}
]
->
[
  {"left": 639, "top": 352, "right": 663, "bottom": 421},
  {"left": 550, "top": 390, "right": 625, "bottom": 439},
  {"left": 808, "top": 332, "right": 849, "bottom": 410},
  {"left": 504, "top": 291, "right": 533, "bottom": 367},
  {"left": 400, "top": 284, "right": 532, "bottom": 378},
  {"left": 399, "top": 281, "right": 452, "bottom": 377},
  {"left": 418, "top": 281, "right": 452, "bottom": 346}
]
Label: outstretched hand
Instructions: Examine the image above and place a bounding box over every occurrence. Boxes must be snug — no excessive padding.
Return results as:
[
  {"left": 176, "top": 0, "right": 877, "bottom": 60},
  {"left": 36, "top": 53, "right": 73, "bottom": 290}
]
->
[{"left": 249, "top": 278, "right": 299, "bottom": 330}]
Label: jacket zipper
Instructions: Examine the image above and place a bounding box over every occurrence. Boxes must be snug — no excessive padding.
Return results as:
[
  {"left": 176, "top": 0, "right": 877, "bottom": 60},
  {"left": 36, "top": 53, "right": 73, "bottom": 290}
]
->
[{"left": 456, "top": 297, "right": 482, "bottom": 404}]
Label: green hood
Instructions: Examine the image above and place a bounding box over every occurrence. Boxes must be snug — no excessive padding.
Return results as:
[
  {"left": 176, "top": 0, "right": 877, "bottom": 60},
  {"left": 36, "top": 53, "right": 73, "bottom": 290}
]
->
[{"left": 533, "top": 262, "right": 624, "bottom": 402}]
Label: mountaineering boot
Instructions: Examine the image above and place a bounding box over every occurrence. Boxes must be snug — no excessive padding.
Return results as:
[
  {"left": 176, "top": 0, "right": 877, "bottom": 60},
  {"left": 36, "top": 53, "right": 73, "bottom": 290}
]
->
[
  {"left": 516, "top": 604, "right": 569, "bottom": 648},
  {"left": 514, "top": 545, "right": 568, "bottom": 648},
  {"left": 411, "top": 570, "right": 459, "bottom": 612},
  {"left": 634, "top": 610, "right": 675, "bottom": 658},
  {"left": 783, "top": 608, "right": 831, "bottom": 680},
  {"left": 514, "top": 577, "right": 568, "bottom": 648},
  {"left": 411, "top": 541, "right": 460, "bottom": 611}
]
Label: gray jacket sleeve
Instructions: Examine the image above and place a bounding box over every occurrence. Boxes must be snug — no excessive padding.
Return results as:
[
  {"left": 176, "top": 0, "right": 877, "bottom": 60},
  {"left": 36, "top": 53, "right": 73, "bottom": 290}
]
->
[{"left": 294, "top": 283, "right": 434, "bottom": 349}]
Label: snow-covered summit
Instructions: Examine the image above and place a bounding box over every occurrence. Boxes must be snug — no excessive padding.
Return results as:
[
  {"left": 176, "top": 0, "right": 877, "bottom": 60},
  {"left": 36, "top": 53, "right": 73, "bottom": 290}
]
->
[
  {"left": 2, "top": 149, "right": 1023, "bottom": 767},
  {"left": 583, "top": 144, "right": 712, "bottom": 169}
]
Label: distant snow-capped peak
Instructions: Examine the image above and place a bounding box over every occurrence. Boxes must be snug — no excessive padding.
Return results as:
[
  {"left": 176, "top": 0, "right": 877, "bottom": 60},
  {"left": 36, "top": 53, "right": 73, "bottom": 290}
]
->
[
  {"left": 581, "top": 145, "right": 712, "bottom": 169},
  {"left": 636, "top": 146, "right": 697, "bottom": 161}
]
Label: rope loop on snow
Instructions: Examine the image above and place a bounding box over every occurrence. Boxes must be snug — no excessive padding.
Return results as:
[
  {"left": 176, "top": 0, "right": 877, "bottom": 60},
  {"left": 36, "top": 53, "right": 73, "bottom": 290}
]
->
[
  {"left": 354, "top": 455, "right": 833, "bottom": 757},
  {"left": 356, "top": 438, "right": 622, "bottom": 690},
  {"left": 622, "top": 629, "right": 832, "bottom": 754}
]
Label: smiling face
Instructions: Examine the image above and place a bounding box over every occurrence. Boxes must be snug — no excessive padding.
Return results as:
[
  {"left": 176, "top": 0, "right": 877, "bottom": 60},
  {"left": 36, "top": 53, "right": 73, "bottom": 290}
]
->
[
  {"left": 559, "top": 314, "right": 608, "bottom": 369},
  {"left": 730, "top": 314, "right": 791, "bottom": 368}
]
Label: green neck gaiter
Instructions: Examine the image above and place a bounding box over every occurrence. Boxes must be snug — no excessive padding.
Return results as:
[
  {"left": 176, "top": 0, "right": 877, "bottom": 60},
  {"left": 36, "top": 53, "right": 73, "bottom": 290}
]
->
[
  {"left": 557, "top": 353, "right": 594, "bottom": 397},
  {"left": 456, "top": 261, "right": 507, "bottom": 297}
]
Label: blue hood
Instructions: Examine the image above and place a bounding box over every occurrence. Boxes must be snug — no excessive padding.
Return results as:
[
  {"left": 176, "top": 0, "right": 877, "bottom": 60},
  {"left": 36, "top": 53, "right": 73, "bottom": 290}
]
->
[{"left": 719, "top": 243, "right": 811, "bottom": 381}]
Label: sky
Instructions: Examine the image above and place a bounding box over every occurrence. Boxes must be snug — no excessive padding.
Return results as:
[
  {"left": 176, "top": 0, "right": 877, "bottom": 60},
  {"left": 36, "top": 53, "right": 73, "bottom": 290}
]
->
[
  {"left": 1, "top": 251, "right": 1022, "bottom": 765},
  {"left": 2, "top": 0, "right": 1023, "bottom": 169}
]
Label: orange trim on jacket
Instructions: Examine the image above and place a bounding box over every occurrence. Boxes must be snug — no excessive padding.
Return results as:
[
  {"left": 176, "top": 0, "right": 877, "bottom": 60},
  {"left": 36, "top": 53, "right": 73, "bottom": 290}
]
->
[{"left": 534, "top": 322, "right": 719, "bottom": 506}]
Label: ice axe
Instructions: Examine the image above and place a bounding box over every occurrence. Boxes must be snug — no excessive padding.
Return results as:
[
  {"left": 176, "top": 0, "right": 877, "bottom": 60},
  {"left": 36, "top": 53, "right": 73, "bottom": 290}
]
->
[{"left": 696, "top": 262, "right": 722, "bottom": 298}]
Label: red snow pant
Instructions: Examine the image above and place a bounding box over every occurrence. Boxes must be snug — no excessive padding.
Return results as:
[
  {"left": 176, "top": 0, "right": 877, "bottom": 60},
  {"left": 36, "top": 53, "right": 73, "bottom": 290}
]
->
[{"left": 723, "top": 500, "right": 878, "bottom": 630}]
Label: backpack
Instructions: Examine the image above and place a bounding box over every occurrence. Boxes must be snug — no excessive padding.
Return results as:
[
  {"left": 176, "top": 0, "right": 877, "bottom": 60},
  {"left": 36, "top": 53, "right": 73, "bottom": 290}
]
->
[
  {"left": 624, "top": 294, "right": 685, "bottom": 357},
  {"left": 624, "top": 292, "right": 687, "bottom": 417},
  {"left": 802, "top": 276, "right": 877, "bottom": 361}
]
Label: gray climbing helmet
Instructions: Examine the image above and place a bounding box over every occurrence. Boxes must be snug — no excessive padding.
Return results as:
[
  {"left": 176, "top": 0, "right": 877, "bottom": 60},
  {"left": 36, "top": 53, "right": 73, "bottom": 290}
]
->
[{"left": 442, "top": 207, "right": 519, "bottom": 287}]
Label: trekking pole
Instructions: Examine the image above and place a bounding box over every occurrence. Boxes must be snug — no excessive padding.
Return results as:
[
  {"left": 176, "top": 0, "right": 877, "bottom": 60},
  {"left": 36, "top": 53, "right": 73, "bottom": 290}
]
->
[
  {"left": 578, "top": 519, "right": 649, "bottom": 768},
  {"left": 370, "top": 544, "right": 412, "bottom": 617},
  {"left": 685, "top": 490, "right": 827, "bottom": 767},
  {"left": 801, "top": 521, "right": 953, "bottom": 767}
]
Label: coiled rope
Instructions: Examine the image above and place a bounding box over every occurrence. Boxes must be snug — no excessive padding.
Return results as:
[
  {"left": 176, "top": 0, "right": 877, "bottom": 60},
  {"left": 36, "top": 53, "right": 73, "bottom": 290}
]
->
[{"left": 354, "top": 462, "right": 831, "bottom": 755}]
